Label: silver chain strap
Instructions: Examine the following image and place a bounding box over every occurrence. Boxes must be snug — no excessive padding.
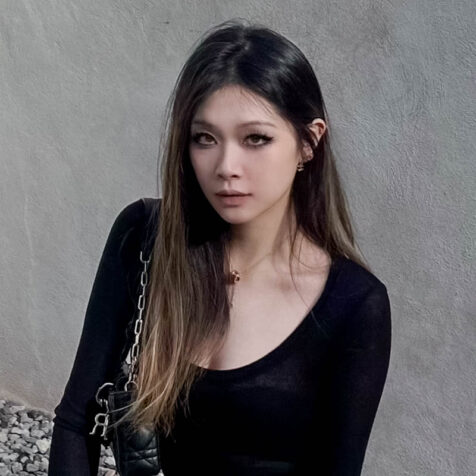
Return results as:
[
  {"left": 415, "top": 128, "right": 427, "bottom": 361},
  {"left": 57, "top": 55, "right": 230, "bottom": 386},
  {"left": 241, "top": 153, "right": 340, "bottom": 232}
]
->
[
  {"left": 90, "top": 248, "right": 165, "bottom": 474},
  {"left": 90, "top": 249, "right": 150, "bottom": 438},
  {"left": 124, "top": 250, "right": 150, "bottom": 391}
]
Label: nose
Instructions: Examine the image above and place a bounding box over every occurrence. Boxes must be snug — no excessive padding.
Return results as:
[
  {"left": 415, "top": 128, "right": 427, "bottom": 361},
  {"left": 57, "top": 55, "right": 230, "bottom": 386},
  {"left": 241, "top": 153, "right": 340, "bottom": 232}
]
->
[{"left": 215, "top": 144, "right": 241, "bottom": 180}]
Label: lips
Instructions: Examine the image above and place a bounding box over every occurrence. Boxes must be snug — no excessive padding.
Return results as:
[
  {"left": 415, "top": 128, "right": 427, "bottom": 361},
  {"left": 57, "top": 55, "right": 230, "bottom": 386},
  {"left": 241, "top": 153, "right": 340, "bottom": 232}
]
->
[
  {"left": 216, "top": 190, "right": 249, "bottom": 196},
  {"left": 216, "top": 193, "right": 249, "bottom": 197},
  {"left": 215, "top": 193, "right": 250, "bottom": 205}
]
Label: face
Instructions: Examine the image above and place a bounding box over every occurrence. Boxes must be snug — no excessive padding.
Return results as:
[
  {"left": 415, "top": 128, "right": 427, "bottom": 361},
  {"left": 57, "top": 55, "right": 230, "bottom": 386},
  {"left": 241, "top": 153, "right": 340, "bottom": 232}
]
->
[{"left": 188, "top": 84, "right": 324, "bottom": 226}]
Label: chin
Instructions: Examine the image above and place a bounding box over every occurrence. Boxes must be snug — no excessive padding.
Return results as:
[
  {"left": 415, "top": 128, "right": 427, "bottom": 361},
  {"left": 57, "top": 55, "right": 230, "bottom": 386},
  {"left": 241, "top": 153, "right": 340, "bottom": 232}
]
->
[
  {"left": 213, "top": 206, "right": 254, "bottom": 225},
  {"left": 217, "top": 211, "right": 250, "bottom": 225}
]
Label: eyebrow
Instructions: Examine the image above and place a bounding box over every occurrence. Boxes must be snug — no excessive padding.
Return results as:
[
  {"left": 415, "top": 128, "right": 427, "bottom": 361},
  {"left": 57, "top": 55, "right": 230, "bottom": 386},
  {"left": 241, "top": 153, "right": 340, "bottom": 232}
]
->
[{"left": 191, "top": 119, "right": 277, "bottom": 129}]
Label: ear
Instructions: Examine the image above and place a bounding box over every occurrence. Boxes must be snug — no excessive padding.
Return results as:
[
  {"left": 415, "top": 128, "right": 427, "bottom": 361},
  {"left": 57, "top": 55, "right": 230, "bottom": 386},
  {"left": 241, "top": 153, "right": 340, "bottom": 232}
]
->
[{"left": 302, "top": 118, "right": 327, "bottom": 160}]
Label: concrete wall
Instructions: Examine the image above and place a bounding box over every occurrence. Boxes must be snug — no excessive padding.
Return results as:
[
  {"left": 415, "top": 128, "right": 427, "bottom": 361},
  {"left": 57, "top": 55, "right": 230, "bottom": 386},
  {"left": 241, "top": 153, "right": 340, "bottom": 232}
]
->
[{"left": 1, "top": 1, "right": 474, "bottom": 474}]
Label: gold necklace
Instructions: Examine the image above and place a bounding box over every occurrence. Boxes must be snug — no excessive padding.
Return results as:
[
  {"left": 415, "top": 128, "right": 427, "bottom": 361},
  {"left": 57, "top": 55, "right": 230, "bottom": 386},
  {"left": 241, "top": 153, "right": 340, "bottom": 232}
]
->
[{"left": 227, "top": 248, "right": 273, "bottom": 285}]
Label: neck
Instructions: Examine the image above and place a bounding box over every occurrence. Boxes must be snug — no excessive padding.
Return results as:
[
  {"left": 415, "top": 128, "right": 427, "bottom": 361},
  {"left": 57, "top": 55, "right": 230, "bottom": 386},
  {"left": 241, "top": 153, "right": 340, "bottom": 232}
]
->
[{"left": 227, "top": 197, "right": 298, "bottom": 274}]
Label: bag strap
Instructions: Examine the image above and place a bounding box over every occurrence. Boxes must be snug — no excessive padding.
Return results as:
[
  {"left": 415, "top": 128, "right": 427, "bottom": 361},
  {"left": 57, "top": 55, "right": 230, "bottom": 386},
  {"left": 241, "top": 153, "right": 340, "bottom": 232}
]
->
[
  {"left": 119, "top": 198, "right": 161, "bottom": 390},
  {"left": 89, "top": 248, "right": 151, "bottom": 439},
  {"left": 90, "top": 199, "right": 160, "bottom": 438},
  {"left": 122, "top": 249, "right": 150, "bottom": 391}
]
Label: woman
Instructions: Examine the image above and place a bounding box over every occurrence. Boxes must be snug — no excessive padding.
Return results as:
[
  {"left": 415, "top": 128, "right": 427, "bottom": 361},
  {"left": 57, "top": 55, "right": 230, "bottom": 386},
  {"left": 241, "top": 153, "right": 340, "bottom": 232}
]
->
[{"left": 49, "top": 19, "right": 391, "bottom": 475}]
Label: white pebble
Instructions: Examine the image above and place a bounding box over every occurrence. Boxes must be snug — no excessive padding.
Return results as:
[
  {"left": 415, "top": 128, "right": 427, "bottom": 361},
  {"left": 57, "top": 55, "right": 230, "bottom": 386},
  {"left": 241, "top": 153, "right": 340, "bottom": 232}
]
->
[
  {"left": 10, "top": 427, "right": 28, "bottom": 436},
  {"left": 35, "top": 439, "right": 50, "bottom": 454},
  {"left": 30, "top": 429, "right": 44, "bottom": 439},
  {"left": 26, "top": 462, "right": 40, "bottom": 472}
]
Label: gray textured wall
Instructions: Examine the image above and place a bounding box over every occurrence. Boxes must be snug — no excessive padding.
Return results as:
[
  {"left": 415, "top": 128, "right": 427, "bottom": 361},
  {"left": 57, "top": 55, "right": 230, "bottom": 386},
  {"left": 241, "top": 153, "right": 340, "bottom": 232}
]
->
[{"left": 1, "top": 1, "right": 474, "bottom": 474}]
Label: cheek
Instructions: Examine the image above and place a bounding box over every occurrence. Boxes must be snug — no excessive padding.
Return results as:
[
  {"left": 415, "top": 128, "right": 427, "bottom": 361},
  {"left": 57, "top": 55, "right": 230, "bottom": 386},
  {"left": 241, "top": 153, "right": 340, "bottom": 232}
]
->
[
  {"left": 256, "top": 154, "right": 297, "bottom": 188},
  {"left": 190, "top": 160, "right": 220, "bottom": 202},
  {"left": 189, "top": 155, "right": 209, "bottom": 185}
]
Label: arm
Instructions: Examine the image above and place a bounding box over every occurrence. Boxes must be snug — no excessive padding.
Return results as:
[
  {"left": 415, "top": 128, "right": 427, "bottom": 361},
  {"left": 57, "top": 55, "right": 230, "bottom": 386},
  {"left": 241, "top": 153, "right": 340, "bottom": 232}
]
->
[
  {"left": 48, "top": 198, "right": 146, "bottom": 476},
  {"left": 325, "top": 282, "right": 392, "bottom": 475}
]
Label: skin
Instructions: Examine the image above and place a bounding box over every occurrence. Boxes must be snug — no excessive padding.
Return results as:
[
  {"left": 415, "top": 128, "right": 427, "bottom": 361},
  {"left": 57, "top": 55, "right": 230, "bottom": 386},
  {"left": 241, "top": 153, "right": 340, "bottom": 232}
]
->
[{"left": 189, "top": 85, "right": 331, "bottom": 370}]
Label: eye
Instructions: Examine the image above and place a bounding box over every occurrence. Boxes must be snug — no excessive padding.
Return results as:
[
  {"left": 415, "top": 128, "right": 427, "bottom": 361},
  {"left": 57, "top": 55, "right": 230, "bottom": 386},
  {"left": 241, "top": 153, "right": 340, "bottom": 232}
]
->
[
  {"left": 191, "top": 132, "right": 214, "bottom": 145},
  {"left": 190, "top": 132, "right": 273, "bottom": 148},
  {"left": 246, "top": 133, "right": 273, "bottom": 147}
]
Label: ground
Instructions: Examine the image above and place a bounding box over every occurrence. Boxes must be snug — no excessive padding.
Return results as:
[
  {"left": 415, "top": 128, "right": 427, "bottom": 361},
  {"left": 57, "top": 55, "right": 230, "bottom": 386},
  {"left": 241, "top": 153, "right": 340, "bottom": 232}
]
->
[{"left": 0, "top": 399, "right": 116, "bottom": 475}]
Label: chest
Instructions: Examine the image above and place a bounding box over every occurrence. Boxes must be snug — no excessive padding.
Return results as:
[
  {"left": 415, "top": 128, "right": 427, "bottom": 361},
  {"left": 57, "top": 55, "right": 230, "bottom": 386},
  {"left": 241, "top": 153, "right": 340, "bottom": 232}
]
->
[{"left": 202, "top": 266, "right": 330, "bottom": 371}]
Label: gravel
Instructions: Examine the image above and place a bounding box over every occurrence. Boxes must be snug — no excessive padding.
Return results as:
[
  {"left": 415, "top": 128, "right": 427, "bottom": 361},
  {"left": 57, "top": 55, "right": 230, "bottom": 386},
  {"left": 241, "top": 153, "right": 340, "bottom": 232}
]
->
[{"left": 0, "top": 399, "right": 117, "bottom": 475}]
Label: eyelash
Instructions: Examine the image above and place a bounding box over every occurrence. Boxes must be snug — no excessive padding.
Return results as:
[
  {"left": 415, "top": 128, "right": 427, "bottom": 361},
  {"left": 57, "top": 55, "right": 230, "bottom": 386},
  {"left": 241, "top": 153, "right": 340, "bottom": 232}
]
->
[{"left": 190, "top": 131, "right": 273, "bottom": 148}]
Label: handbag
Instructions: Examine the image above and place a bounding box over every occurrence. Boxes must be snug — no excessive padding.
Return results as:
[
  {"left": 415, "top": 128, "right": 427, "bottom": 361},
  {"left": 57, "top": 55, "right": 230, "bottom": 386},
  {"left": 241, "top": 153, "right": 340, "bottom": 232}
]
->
[{"left": 90, "top": 249, "right": 164, "bottom": 476}]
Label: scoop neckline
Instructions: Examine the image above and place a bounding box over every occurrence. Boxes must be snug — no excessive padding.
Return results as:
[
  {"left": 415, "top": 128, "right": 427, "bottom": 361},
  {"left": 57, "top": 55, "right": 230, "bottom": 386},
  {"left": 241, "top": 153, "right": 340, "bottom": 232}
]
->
[{"left": 192, "top": 255, "right": 345, "bottom": 380}]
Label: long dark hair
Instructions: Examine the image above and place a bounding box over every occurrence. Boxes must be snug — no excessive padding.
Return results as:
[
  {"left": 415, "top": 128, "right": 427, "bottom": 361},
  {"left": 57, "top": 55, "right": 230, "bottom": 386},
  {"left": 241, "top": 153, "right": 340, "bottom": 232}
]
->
[{"left": 116, "top": 18, "right": 370, "bottom": 436}]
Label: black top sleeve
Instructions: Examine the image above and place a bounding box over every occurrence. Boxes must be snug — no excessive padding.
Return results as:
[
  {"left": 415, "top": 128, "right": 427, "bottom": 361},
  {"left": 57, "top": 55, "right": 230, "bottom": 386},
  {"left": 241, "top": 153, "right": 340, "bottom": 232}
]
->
[
  {"left": 324, "top": 282, "right": 392, "bottom": 475},
  {"left": 48, "top": 198, "right": 146, "bottom": 476}
]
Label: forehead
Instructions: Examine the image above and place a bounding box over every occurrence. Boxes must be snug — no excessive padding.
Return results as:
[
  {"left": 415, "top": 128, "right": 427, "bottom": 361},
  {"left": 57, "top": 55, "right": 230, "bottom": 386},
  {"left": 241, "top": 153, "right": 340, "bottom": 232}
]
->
[{"left": 192, "top": 85, "right": 292, "bottom": 132}]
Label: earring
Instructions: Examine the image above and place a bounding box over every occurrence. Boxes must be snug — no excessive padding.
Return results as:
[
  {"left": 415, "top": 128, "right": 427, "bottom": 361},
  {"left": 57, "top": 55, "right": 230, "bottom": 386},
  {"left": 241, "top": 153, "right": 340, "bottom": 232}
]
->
[{"left": 297, "top": 153, "right": 312, "bottom": 172}]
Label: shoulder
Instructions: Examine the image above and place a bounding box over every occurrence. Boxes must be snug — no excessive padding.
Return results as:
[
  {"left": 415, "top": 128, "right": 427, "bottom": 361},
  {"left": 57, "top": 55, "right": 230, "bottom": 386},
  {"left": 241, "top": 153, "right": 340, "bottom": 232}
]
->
[
  {"left": 327, "top": 257, "right": 392, "bottom": 349},
  {"left": 112, "top": 197, "right": 161, "bottom": 229},
  {"left": 109, "top": 197, "right": 162, "bottom": 263},
  {"left": 331, "top": 256, "right": 390, "bottom": 311}
]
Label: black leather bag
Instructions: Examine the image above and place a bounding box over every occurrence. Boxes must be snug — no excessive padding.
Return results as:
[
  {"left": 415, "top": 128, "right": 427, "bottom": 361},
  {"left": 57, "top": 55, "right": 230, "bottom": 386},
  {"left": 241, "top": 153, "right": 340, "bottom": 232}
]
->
[
  {"left": 106, "top": 386, "right": 163, "bottom": 475},
  {"left": 90, "top": 249, "right": 164, "bottom": 475}
]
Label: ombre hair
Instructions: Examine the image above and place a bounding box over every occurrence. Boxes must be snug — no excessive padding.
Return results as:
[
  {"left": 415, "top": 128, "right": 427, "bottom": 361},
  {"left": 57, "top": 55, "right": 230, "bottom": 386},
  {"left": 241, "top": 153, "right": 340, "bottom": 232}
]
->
[{"left": 114, "top": 18, "right": 370, "bottom": 436}]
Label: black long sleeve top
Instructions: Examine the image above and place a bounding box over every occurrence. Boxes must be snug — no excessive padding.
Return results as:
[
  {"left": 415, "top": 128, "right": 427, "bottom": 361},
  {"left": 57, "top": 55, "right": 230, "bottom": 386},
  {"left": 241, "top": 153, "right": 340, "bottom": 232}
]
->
[{"left": 48, "top": 197, "right": 392, "bottom": 476}]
